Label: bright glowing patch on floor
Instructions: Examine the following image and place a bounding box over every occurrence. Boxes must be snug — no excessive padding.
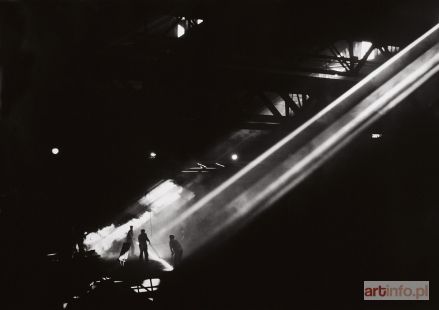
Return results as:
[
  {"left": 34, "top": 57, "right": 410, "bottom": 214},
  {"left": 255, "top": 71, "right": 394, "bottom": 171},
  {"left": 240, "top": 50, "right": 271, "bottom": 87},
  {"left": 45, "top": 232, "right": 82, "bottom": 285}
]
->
[
  {"left": 118, "top": 250, "right": 128, "bottom": 265},
  {"left": 177, "top": 25, "right": 185, "bottom": 38},
  {"left": 132, "top": 286, "right": 148, "bottom": 293},
  {"left": 149, "top": 250, "right": 174, "bottom": 271},
  {"left": 142, "top": 278, "right": 161, "bottom": 287}
]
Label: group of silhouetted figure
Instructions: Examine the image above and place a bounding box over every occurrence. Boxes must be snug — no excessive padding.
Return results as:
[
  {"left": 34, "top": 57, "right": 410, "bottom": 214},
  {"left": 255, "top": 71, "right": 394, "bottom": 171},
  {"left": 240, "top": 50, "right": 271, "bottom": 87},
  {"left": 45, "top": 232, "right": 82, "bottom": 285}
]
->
[{"left": 119, "top": 226, "right": 183, "bottom": 268}]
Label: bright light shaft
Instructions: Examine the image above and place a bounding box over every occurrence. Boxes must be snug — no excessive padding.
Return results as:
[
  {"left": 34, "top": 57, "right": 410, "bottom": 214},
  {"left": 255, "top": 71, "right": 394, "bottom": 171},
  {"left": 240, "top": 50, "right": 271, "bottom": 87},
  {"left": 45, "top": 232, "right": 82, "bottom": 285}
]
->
[
  {"left": 223, "top": 47, "right": 439, "bottom": 229},
  {"left": 156, "top": 24, "right": 439, "bottom": 257}
]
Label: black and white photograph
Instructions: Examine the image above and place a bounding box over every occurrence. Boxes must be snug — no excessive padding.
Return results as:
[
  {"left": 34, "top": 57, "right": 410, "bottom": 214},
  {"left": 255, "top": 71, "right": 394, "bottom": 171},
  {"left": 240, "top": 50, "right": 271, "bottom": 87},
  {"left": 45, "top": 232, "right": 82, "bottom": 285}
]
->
[{"left": 1, "top": 1, "right": 439, "bottom": 309}]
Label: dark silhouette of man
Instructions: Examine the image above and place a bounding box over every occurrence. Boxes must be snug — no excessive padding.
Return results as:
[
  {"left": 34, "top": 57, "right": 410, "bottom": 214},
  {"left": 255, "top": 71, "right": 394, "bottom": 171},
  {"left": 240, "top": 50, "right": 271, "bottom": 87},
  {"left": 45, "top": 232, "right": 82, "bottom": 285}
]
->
[
  {"left": 138, "top": 229, "right": 150, "bottom": 262},
  {"left": 169, "top": 235, "right": 183, "bottom": 267},
  {"left": 126, "top": 226, "right": 135, "bottom": 257}
]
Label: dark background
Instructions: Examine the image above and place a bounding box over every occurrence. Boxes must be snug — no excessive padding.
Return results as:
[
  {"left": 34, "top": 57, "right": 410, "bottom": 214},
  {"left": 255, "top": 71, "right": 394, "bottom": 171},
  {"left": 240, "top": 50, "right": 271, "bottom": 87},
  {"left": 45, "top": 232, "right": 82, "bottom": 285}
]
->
[{"left": 1, "top": 1, "right": 439, "bottom": 309}]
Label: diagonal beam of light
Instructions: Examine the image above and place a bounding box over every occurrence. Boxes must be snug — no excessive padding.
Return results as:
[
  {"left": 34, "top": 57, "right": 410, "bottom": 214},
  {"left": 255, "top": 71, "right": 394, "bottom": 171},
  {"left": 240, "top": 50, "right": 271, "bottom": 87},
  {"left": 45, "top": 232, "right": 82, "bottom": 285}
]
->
[{"left": 156, "top": 24, "right": 439, "bottom": 258}]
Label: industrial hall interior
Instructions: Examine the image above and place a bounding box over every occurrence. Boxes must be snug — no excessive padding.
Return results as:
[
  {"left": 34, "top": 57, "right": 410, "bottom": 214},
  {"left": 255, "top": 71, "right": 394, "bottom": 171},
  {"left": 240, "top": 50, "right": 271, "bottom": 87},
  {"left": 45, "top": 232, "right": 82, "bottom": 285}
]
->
[{"left": 1, "top": 0, "right": 439, "bottom": 309}]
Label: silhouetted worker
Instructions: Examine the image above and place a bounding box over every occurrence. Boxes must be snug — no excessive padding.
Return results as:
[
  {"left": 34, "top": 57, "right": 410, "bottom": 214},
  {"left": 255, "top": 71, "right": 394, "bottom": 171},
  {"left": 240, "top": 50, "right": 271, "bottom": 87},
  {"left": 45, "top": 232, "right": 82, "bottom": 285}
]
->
[
  {"left": 138, "top": 229, "right": 150, "bottom": 262},
  {"left": 169, "top": 235, "right": 183, "bottom": 266},
  {"left": 126, "top": 226, "right": 135, "bottom": 257}
]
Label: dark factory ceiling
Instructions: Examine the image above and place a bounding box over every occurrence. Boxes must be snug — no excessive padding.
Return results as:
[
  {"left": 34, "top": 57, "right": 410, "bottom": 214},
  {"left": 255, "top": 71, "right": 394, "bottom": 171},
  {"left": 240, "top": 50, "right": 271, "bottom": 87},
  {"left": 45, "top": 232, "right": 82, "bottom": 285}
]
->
[{"left": 1, "top": 0, "right": 438, "bottom": 231}]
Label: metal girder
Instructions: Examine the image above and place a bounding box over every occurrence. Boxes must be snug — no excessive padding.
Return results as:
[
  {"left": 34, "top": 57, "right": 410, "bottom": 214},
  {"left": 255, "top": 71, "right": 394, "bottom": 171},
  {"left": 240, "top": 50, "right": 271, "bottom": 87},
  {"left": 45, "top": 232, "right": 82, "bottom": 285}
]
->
[
  {"left": 234, "top": 91, "right": 313, "bottom": 129},
  {"left": 352, "top": 43, "right": 376, "bottom": 74},
  {"left": 329, "top": 45, "right": 352, "bottom": 72},
  {"left": 280, "top": 92, "right": 300, "bottom": 114},
  {"left": 257, "top": 92, "right": 282, "bottom": 117},
  {"left": 325, "top": 40, "right": 401, "bottom": 76}
]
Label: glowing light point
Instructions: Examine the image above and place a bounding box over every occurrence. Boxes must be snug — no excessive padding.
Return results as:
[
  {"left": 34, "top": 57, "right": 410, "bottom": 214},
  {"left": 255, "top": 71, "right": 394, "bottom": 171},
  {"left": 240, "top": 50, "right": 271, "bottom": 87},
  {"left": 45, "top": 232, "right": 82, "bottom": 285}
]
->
[
  {"left": 51, "top": 148, "right": 60, "bottom": 155},
  {"left": 371, "top": 133, "right": 382, "bottom": 139},
  {"left": 196, "top": 19, "right": 204, "bottom": 25},
  {"left": 149, "top": 152, "right": 157, "bottom": 159},
  {"left": 231, "top": 154, "right": 239, "bottom": 161}
]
